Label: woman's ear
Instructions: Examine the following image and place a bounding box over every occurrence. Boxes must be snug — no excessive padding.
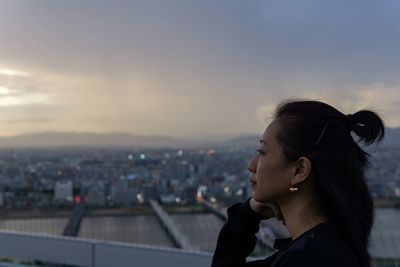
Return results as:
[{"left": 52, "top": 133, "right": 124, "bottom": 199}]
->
[{"left": 293, "top": 156, "right": 312, "bottom": 183}]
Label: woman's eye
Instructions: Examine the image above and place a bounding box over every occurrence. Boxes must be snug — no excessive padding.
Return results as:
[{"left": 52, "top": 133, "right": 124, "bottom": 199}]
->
[{"left": 257, "top": 149, "right": 265, "bottom": 155}]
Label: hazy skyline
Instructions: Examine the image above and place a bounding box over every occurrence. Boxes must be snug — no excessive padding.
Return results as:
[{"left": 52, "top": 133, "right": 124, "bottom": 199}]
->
[{"left": 1, "top": 1, "right": 400, "bottom": 139}]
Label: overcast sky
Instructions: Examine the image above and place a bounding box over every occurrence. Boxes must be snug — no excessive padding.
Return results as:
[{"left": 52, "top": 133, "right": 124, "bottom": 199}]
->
[{"left": 0, "top": 0, "right": 399, "bottom": 139}]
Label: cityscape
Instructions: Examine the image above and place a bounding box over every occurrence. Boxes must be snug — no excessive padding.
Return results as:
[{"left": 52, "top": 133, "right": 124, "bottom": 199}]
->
[
  {"left": 0, "top": 146, "right": 252, "bottom": 210},
  {"left": 1, "top": 144, "right": 400, "bottom": 211}
]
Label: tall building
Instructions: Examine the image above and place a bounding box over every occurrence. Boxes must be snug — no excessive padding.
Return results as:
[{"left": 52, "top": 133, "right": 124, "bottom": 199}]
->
[{"left": 54, "top": 180, "right": 73, "bottom": 202}]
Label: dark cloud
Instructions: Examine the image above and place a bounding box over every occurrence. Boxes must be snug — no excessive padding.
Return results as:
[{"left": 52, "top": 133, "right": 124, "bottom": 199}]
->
[{"left": 1, "top": 1, "right": 398, "bottom": 83}]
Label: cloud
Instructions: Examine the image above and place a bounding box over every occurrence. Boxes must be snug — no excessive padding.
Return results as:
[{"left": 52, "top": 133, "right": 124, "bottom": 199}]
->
[
  {"left": 3, "top": 118, "right": 55, "bottom": 124},
  {"left": 0, "top": 1, "right": 400, "bottom": 137},
  {"left": 355, "top": 82, "right": 400, "bottom": 127},
  {"left": 0, "top": 69, "right": 31, "bottom": 77},
  {"left": 0, "top": 68, "right": 53, "bottom": 107}
]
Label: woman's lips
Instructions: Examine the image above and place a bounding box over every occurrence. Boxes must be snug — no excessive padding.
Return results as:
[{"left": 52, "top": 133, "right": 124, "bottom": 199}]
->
[
  {"left": 249, "top": 178, "right": 257, "bottom": 185},
  {"left": 250, "top": 180, "right": 257, "bottom": 189}
]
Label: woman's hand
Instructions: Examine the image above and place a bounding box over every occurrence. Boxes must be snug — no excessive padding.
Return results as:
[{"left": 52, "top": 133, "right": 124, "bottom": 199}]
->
[{"left": 249, "top": 197, "right": 286, "bottom": 225}]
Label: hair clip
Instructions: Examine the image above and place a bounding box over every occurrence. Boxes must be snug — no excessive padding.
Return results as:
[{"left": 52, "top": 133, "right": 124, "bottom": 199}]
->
[{"left": 315, "top": 123, "right": 328, "bottom": 145}]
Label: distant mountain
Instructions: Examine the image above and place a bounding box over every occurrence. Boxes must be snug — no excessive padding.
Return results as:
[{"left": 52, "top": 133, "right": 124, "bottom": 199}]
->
[
  {"left": 0, "top": 127, "right": 398, "bottom": 149},
  {"left": 217, "top": 134, "right": 259, "bottom": 148}
]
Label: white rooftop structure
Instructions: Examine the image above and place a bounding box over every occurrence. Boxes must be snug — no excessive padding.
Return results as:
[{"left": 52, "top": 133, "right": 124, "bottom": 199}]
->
[{"left": 0, "top": 230, "right": 213, "bottom": 267}]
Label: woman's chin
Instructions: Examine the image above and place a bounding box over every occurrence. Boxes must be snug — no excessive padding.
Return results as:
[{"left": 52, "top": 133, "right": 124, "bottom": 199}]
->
[
  {"left": 252, "top": 193, "right": 262, "bottom": 202},
  {"left": 252, "top": 192, "right": 273, "bottom": 203}
]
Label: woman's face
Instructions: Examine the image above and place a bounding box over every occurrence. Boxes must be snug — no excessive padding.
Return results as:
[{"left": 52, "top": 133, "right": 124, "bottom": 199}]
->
[{"left": 248, "top": 119, "right": 294, "bottom": 203}]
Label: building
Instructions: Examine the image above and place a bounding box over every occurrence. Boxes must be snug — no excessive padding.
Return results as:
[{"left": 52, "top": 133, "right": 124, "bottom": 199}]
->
[{"left": 54, "top": 180, "right": 73, "bottom": 202}]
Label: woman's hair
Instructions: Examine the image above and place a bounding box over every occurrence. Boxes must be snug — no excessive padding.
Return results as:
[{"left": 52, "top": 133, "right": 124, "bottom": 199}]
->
[{"left": 273, "top": 99, "right": 385, "bottom": 267}]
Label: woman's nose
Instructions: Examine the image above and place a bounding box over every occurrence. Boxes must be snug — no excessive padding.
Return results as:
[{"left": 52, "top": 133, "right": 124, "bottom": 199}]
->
[
  {"left": 247, "top": 166, "right": 254, "bottom": 173},
  {"left": 248, "top": 156, "right": 257, "bottom": 173}
]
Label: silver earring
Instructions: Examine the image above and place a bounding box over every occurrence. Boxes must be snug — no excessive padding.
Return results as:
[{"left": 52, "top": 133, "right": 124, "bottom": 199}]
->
[{"left": 290, "top": 181, "right": 298, "bottom": 192}]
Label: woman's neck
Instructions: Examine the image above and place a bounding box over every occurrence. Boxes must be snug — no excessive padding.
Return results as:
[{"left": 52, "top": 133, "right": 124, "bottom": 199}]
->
[{"left": 278, "top": 197, "right": 329, "bottom": 241}]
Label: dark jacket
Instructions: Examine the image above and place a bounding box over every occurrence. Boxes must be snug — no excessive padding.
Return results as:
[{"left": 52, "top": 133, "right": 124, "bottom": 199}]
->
[{"left": 211, "top": 197, "right": 360, "bottom": 267}]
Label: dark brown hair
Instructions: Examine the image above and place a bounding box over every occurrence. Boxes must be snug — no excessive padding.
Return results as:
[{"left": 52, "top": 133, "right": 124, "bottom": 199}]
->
[{"left": 273, "top": 99, "right": 385, "bottom": 267}]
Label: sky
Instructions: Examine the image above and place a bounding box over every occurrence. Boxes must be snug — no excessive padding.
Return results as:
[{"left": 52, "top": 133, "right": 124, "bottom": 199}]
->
[{"left": 0, "top": 0, "right": 400, "bottom": 139}]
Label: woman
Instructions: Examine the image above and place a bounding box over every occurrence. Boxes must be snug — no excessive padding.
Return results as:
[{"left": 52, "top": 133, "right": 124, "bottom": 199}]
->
[{"left": 211, "top": 99, "right": 385, "bottom": 267}]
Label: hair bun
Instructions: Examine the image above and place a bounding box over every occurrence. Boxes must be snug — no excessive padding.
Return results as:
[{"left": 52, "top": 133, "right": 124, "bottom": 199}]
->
[
  {"left": 345, "top": 114, "right": 356, "bottom": 130},
  {"left": 347, "top": 110, "right": 385, "bottom": 145}
]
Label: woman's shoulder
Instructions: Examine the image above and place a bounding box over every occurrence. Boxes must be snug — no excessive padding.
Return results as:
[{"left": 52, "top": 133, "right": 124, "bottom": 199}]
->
[
  {"left": 303, "top": 226, "right": 359, "bottom": 265},
  {"left": 275, "top": 247, "right": 357, "bottom": 267},
  {"left": 271, "top": 222, "right": 360, "bottom": 267}
]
